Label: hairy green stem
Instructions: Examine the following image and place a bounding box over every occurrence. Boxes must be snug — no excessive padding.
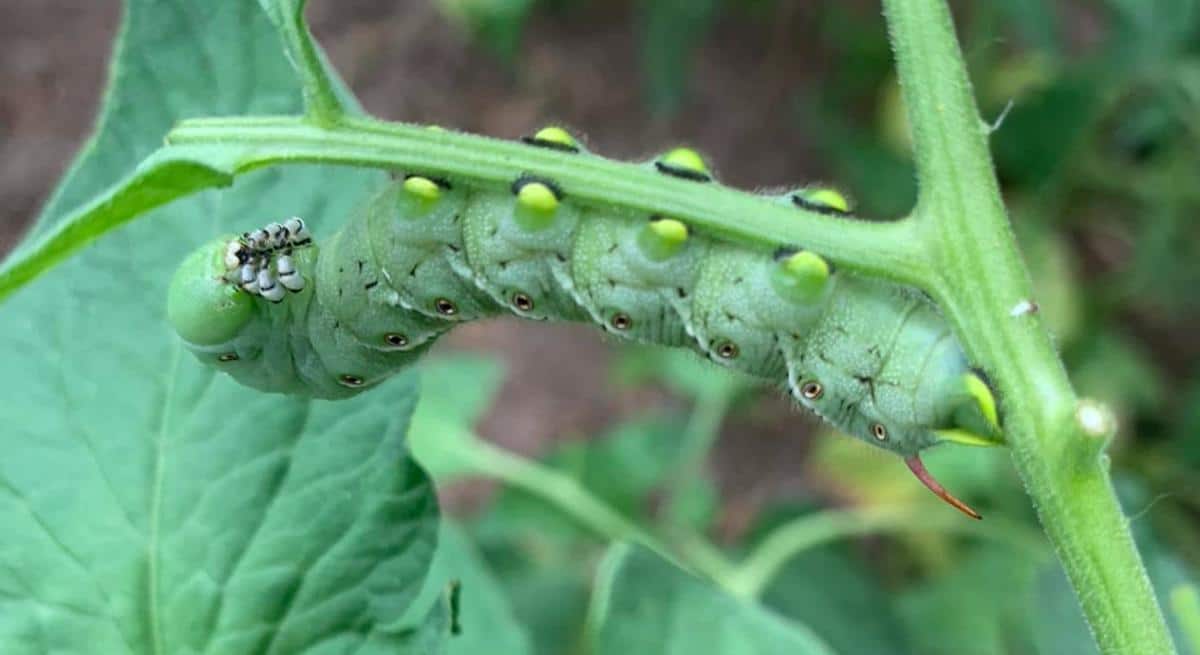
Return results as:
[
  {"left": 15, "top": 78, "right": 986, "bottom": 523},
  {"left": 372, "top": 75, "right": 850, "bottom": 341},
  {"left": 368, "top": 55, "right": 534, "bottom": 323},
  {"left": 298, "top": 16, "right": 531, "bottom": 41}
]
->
[
  {"left": 884, "top": 0, "right": 1175, "bottom": 652},
  {"left": 170, "top": 115, "right": 929, "bottom": 281},
  {"left": 272, "top": 0, "right": 346, "bottom": 126},
  {"left": 0, "top": 114, "right": 933, "bottom": 303},
  {"left": 724, "top": 506, "right": 1048, "bottom": 599},
  {"left": 455, "top": 438, "right": 741, "bottom": 588},
  {"left": 662, "top": 384, "right": 738, "bottom": 527}
]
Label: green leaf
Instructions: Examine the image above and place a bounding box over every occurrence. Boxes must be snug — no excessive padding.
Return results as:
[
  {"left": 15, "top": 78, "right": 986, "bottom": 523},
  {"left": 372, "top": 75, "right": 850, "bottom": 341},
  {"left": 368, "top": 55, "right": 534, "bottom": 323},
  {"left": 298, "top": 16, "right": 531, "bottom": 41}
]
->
[
  {"left": 993, "top": 0, "right": 1060, "bottom": 53},
  {"left": 613, "top": 344, "right": 748, "bottom": 401},
  {"left": 0, "top": 1, "right": 442, "bottom": 652},
  {"left": 415, "top": 356, "right": 507, "bottom": 435},
  {"left": 1172, "top": 584, "right": 1200, "bottom": 655},
  {"left": 637, "top": 0, "right": 721, "bottom": 113},
  {"left": 1069, "top": 330, "right": 1165, "bottom": 423},
  {"left": 1104, "top": 0, "right": 1200, "bottom": 65},
  {"left": 990, "top": 73, "right": 1099, "bottom": 186},
  {"left": 472, "top": 539, "right": 591, "bottom": 655},
  {"left": 435, "top": 0, "right": 536, "bottom": 62},
  {"left": 0, "top": 0, "right": 363, "bottom": 303},
  {"left": 407, "top": 356, "right": 506, "bottom": 481},
  {"left": 476, "top": 415, "right": 691, "bottom": 541},
  {"left": 0, "top": 152, "right": 235, "bottom": 303},
  {"left": 761, "top": 544, "right": 912, "bottom": 655},
  {"left": 590, "top": 544, "right": 838, "bottom": 655},
  {"left": 406, "top": 522, "right": 534, "bottom": 655},
  {"left": 897, "top": 545, "right": 1043, "bottom": 655},
  {"left": 24, "top": 4, "right": 300, "bottom": 239}
]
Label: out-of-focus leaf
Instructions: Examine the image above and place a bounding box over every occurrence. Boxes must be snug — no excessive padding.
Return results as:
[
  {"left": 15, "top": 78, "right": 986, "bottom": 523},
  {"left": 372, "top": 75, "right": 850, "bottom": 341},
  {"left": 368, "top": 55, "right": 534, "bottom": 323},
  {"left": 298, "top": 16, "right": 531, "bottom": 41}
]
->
[
  {"left": 1069, "top": 330, "right": 1165, "bottom": 426},
  {"left": 991, "top": 74, "right": 1100, "bottom": 186},
  {"left": 807, "top": 89, "right": 917, "bottom": 219},
  {"left": 408, "top": 355, "right": 506, "bottom": 481},
  {"left": 613, "top": 344, "right": 748, "bottom": 401},
  {"left": 637, "top": 0, "right": 721, "bottom": 113},
  {"left": 1104, "top": 0, "right": 1200, "bottom": 66},
  {"left": 1012, "top": 207, "right": 1084, "bottom": 344},
  {"left": 472, "top": 534, "right": 592, "bottom": 655},
  {"left": 761, "top": 542, "right": 912, "bottom": 655},
  {"left": 436, "top": 0, "right": 536, "bottom": 62},
  {"left": 664, "top": 474, "right": 720, "bottom": 533},
  {"left": 476, "top": 414, "right": 692, "bottom": 541},
  {"left": 418, "top": 355, "right": 507, "bottom": 428},
  {"left": 1176, "top": 372, "right": 1200, "bottom": 467},
  {"left": 405, "top": 522, "right": 534, "bottom": 655},
  {"left": 993, "top": 0, "right": 1061, "bottom": 54},
  {"left": 1172, "top": 584, "right": 1200, "bottom": 655},
  {"left": 898, "top": 545, "right": 1045, "bottom": 655},
  {"left": 590, "top": 544, "right": 837, "bottom": 655}
]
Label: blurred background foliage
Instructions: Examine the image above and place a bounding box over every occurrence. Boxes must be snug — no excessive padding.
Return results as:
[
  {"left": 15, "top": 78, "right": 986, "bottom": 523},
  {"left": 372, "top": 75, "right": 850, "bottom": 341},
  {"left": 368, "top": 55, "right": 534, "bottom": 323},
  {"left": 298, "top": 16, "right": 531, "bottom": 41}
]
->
[{"left": 3, "top": 0, "right": 1199, "bottom": 653}]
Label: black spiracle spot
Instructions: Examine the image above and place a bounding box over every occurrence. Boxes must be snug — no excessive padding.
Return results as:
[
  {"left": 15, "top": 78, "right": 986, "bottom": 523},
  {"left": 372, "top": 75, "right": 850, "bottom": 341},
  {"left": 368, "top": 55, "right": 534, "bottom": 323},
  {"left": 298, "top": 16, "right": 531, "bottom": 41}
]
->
[
  {"left": 512, "top": 292, "right": 535, "bottom": 313},
  {"left": 715, "top": 340, "right": 740, "bottom": 360},
  {"left": 800, "top": 381, "right": 823, "bottom": 400},
  {"left": 435, "top": 298, "right": 458, "bottom": 316},
  {"left": 339, "top": 374, "right": 366, "bottom": 388}
]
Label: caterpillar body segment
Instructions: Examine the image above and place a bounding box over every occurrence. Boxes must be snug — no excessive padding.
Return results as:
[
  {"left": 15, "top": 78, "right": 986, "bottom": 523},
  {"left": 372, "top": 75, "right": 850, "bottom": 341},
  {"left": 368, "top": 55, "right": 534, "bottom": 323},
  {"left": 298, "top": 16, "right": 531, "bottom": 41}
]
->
[
  {"left": 461, "top": 187, "right": 590, "bottom": 323},
  {"left": 571, "top": 212, "right": 710, "bottom": 347},
  {"left": 167, "top": 132, "right": 1003, "bottom": 518}
]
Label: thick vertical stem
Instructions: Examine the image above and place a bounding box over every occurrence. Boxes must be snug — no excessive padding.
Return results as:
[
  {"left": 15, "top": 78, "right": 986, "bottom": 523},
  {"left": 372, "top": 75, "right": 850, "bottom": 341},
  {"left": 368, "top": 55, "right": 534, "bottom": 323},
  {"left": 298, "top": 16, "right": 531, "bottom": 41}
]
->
[{"left": 881, "top": 0, "right": 1176, "bottom": 653}]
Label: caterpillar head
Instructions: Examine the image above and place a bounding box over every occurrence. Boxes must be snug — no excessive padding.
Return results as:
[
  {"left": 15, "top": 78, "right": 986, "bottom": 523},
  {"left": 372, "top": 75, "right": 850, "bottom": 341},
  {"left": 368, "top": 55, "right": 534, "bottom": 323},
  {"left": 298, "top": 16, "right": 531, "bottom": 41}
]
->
[
  {"left": 167, "top": 222, "right": 426, "bottom": 399},
  {"left": 792, "top": 338, "right": 1001, "bottom": 519}
]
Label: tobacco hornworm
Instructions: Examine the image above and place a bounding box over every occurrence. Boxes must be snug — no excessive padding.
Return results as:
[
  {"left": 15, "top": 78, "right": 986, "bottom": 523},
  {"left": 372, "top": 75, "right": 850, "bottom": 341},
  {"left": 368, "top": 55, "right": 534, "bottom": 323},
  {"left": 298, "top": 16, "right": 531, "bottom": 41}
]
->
[{"left": 167, "top": 127, "right": 1002, "bottom": 518}]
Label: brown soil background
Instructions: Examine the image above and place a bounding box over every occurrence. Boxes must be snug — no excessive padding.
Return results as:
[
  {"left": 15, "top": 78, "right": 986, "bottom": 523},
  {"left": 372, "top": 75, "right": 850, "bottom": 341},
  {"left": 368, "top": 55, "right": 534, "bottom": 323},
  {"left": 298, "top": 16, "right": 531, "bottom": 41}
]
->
[{"left": 1, "top": 1, "right": 890, "bottom": 524}]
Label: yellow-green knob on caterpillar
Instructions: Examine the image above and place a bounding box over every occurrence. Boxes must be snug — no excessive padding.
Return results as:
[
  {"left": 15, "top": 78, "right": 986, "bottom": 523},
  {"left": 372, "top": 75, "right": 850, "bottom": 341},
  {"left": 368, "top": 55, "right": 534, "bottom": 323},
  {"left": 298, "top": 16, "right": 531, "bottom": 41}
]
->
[
  {"left": 637, "top": 217, "right": 689, "bottom": 261},
  {"left": 793, "top": 187, "right": 851, "bottom": 215},
  {"left": 513, "top": 177, "right": 562, "bottom": 231},
  {"left": 400, "top": 172, "right": 444, "bottom": 213},
  {"left": 770, "top": 250, "right": 831, "bottom": 303},
  {"left": 655, "top": 147, "right": 712, "bottom": 182},
  {"left": 522, "top": 126, "right": 580, "bottom": 153}
]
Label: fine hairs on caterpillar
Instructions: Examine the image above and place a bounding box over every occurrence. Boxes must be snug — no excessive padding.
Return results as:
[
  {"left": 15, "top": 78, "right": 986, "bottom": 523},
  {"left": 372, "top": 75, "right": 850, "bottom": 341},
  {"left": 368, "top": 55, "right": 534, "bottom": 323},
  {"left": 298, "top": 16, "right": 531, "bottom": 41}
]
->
[{"left": 167, "top": 127, "right": 1003, "bottom": 519}]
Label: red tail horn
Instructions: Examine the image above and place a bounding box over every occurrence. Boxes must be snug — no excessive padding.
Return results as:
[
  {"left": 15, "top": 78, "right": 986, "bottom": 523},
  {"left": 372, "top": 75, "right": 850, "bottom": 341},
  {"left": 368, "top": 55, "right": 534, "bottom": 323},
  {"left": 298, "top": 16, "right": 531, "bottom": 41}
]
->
[{"left": 905, "top": 454, "right": 982, "bottom": 520}]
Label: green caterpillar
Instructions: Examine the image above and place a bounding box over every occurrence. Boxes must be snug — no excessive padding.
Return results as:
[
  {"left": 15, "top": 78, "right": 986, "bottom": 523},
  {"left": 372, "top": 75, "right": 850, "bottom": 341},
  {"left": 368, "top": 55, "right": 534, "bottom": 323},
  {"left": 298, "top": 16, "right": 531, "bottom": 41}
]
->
[{"left": 167, "top": 127, "right": 1002, "bottom": 518}]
